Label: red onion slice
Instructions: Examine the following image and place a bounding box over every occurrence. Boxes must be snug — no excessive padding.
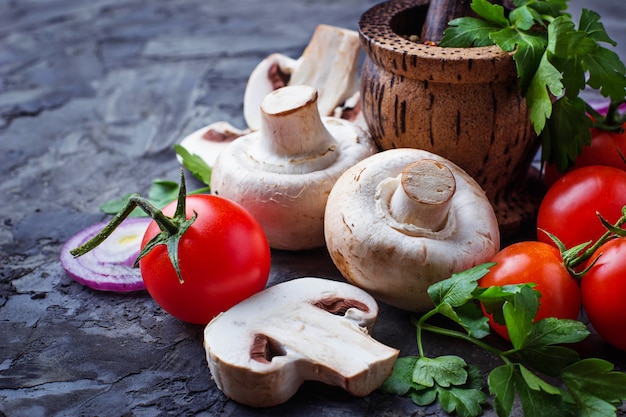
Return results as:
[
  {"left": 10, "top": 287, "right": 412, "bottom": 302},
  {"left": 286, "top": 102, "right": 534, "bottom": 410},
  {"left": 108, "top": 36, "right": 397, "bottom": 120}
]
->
[
  {"left": 60, "top": 217, "right": 151, "bottom": 292},
  {"left": 590, "top": 99, "right": 626, "bottom": 115}
]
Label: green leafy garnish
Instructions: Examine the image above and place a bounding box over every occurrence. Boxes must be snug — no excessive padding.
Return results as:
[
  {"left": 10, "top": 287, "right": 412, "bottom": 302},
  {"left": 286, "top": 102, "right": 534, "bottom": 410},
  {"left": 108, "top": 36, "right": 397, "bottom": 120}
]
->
[
  {"left": 174, "top": 143, "right": 212, "bottom": 186},
  {"left": 562, "top": 359, "right": 626, "bottom": 417},
  {"left": 100, "top": 145, "right": 212, "bottom": 217},
  {"left": 380, "top": 263, "right": 626, "bottom": 417},
  {"left": 73, "top": 169, "right": 196, "bottom": 283},
  {"left": 440, "top": 0, "right": 626, "bottom": 172},
  {"left": 100, "top": 179, "right": 181, "bottom": 217}
]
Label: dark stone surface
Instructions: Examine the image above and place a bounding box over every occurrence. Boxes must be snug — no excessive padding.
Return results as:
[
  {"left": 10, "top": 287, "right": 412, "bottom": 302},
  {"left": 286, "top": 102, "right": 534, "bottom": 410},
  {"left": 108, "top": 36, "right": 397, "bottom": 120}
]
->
[{"left": 0, "top": 1, "right": 624, "bottom": 416}]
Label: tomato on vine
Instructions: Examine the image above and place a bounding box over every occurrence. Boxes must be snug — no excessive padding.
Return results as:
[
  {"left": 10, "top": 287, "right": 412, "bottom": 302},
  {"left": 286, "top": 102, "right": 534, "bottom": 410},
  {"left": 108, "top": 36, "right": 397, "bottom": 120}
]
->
[
  {"left": 544, "top": 101, "right": 626, "bottom": 186},
  {"left": 581, "top": 237, "right": 626, "bottom": 352},
  {"left": 138, "top": 194, "right": 271, "bottom": 324},
  {"left": 537, "top": 165, "right": 626, "bottom": 251},
  {"left": 478, "top": 241, "right": 581, "bottom": 341},
  {"left": 544, "top": 125, "right": 626, "bottom": 186},
  {"left": 70, "top": 170, "right": 271, "bottom": 325}
]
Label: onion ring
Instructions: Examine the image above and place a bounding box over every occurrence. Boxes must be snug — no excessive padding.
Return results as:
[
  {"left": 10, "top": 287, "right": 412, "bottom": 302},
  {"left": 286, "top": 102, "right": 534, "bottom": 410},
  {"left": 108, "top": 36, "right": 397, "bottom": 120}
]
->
[{"left": 60, "top": 217, "right": 151, "bottom": 292}]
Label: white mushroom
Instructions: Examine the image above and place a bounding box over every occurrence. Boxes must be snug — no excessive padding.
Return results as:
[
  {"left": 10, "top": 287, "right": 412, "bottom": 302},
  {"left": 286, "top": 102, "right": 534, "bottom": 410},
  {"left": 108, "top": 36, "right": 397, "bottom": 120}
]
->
[
  {"left": 210, "top": 85, "right": 377, "bottom": 250},
  {"left": 203, "top": 277, "right": 399, "bottom": 408},
  {"left": 324, "top": 149, "right": 500, "bottom": 312},
  {"left": 287, "top": 24, "right": 361, "bottom": 120},
  {"left": 176, "top": 121, "right": 250, "bottom": 167},
  {"left": 244, "top": 24, "right": 362, "bottom": 132},
  {"left": 243, "top": 53, "right": 299, "bottom": 131},
  {"left": 177, "top": 24, "right": 363, "bottom": 169}
]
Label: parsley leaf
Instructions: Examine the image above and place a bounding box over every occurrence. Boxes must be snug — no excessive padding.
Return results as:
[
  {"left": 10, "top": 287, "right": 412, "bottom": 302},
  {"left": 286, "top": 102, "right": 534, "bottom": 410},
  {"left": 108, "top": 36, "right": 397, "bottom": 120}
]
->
[
  {"left": 439, "top": 0, "right": 626, "bottom": 171},
  {"left": 584, "top": 45, "right": 626, "bottom": 102},
  {"left": 513, "top": 371, "right": 576, "bottom": 417},
  {"left": 437, "top": 383, "right": 487, "bottom": 417},
  {"left": 100, "top": 179, "right": 180, "bottom": 217},
  {"left": 174, "top": 143, "right": 212, "bottom": 186},
  {"left": 428, "top": 262, "right": 494, "bottom": 307},
  {"left": 413, "top": 356, "right": 468, "bottom": 387},
  {"left": 562, "top": 359, "right": 626, "bottom": 417},
  {"left": 526, "top": 52, "right": 563, "bottom": 134},
  {"left": 489, "top": 365, "right": 516, "bottom": 417},
  {"left": 502, "top": 285, "right": 539, "bottom": 348},
  {"left": 99, "top": 145, "right": 212, "bottom": 217},
  {"left": 509, "top": 6, "right": 535, "bottom": 31},
  {"left": 578, "top": 9, "right": 616, "bottom": 46},
  {"left": 442, "top": 17, "right": 500, "bottom": 47},
  {"left": 474, "top": 283, "right": 532, "bottom": 326},
  {"left": 427, "top": 263, "right": 494, "bottom": 338},
  {"left": 380, "top": 356, "right": 422, "bottom": 395},
  {"left": 383, "top": 354, "right": 486, "bottom": 416},
  {"left": 539, "top": 95, "right": 593, "bottom": 171},
  {"left": 382, "top": 262, "right": 626, "bottom": 417},
  {"left": 472, "top": 0, "right": 508, "bottom": 26}
]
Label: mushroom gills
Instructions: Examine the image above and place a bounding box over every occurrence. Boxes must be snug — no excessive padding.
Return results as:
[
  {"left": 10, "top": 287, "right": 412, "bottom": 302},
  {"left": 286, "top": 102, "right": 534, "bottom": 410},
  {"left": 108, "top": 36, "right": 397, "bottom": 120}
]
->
[{"left": 203, "top": 277, "right": 399, "bottom": 407}]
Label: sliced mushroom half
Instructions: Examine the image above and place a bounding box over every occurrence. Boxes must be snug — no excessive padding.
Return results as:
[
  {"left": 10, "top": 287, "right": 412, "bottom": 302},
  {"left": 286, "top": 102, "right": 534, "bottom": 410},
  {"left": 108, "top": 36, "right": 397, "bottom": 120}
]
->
[{"left": 203, "top": 277, "right": 399, "bottom": 407}]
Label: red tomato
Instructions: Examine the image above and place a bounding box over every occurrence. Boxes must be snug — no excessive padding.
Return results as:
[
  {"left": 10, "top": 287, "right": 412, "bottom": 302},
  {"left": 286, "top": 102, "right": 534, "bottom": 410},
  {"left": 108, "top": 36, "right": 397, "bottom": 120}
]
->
[
  {"left": 544, "top": 123, "right": 626, "bottom": 187},
  {"left": 479, "top": 242, "right": 581, "bottom": 340},
  {"left": 537, "top": 166, "right": 626, "bottom": 250},
  {"left": 581, "top": 237, "right": 626, "bottom": 351},
  {"left": 139, "top": 195, "right": 271, "bottom": 324}
]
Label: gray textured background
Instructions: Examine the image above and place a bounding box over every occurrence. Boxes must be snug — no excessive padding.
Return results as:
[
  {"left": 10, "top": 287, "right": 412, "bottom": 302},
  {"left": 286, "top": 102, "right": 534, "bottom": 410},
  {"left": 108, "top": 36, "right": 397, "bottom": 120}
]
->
[{"left": 1, "top": 1, "right": 624, "bottom": 416}]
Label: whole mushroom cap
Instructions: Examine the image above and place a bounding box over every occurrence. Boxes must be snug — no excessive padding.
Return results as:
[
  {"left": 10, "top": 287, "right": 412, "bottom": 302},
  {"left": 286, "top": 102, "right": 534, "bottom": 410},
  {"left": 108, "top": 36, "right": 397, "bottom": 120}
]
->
[
  {"left": 324, "top": 148, "right": 500, "bottom": 312},
  {"left": 211, "top": 85, "right": 377, "bottom": 250}
]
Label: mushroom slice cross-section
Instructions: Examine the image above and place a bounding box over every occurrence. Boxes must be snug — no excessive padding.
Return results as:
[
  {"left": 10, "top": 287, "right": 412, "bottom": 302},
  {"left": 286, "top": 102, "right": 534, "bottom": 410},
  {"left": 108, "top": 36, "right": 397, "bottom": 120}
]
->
[
  {"left": 244, "top": 24, "right": 361, "bottom": 131},
  {"left": 177, "top": 24, "right": 362, "bottom": 169},
  {"left": 203, "top": 277, "right": 399, "bottom": 408},
  {"left": 176, "top": 121, "right": 250, "bottom": 167}
]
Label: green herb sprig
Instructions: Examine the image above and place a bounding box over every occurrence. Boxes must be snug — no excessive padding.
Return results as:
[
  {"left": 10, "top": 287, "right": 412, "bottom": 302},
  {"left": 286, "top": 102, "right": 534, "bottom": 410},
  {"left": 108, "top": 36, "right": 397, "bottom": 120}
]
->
[
  {"left": 440, "top": 0, "right": 626, "bottom": 172},
  {"left": 380, "top": 263, "right": 626, "bottom": 417},
  {"left": 100, "top": 145, "right": 212, "bottom": 216}
]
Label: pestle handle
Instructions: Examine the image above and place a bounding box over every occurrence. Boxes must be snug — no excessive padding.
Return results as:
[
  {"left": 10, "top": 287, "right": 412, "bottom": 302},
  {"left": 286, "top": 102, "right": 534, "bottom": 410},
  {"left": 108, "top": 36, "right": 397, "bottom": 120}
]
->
[{"left": 420, "top": 0, "right": 509, "bottom": 44}]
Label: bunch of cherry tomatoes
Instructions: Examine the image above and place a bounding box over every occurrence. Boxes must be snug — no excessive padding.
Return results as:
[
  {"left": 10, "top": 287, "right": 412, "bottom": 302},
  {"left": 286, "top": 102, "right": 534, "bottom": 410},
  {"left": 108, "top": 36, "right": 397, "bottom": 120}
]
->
[{"left": 480, "top": 105, "right": 626, "bottom": 352}]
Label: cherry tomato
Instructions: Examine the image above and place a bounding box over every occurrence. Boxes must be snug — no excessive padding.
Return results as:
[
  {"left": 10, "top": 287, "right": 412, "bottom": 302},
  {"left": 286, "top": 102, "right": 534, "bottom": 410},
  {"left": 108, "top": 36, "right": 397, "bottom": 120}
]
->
[
  {"left": 581, "top": 237, "right": 626, "bottom": 351},
  {"left": 544, "top": 124, "right": 626, "bottom": 187},
  {"left": 479, "top": 241, "right": 581, "bottom": 340},
  {"left": 139, "top": 194, "right": 271, "bottom": 324},
  {"left": 537, "top": 166, "right": 626, "bottom": 250}
]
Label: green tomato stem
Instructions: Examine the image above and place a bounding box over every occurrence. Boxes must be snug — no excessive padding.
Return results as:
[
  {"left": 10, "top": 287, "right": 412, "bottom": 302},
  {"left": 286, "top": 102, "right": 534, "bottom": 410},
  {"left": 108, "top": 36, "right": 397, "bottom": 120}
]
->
[
  {"left": 69, "top": 193, "right": 177, "bottom": 257},
  {"left": 567, "top": 207, "right": 626, "bottom": 272},
  {"left": 419, "top": 321, "right": 513, "bottom": 366},
  {"left": 70, "top": 169, "right": 193, "bottom": 287},
  {"left": 131, "top": 194, "right": 179, "bottom": 235},
  {"left": 588, "top": 100, "right": 626, "bottom": 133}
]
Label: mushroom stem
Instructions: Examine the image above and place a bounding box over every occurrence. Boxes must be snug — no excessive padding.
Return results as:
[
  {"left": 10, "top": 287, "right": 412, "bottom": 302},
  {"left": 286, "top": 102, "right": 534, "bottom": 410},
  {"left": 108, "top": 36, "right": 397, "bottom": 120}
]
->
[
  {"left": 388, "top": 159, "right": 456, "bottom": 232},
  {"left": 253, "top": 86, "right": 339, "bottom": 173}
]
